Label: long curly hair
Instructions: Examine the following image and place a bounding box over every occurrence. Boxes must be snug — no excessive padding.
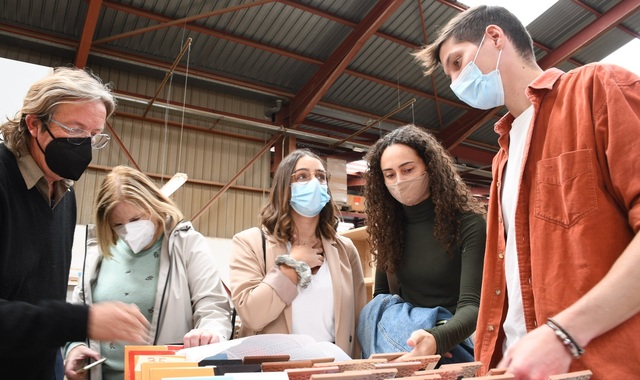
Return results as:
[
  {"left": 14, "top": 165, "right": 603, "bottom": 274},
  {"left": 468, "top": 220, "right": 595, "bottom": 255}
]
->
[
  {"left": 364, "top": 124, "right": 486, "bottom": 273},
  {"left": 259, "top": 149, "right": 341, "bottom": 242}
]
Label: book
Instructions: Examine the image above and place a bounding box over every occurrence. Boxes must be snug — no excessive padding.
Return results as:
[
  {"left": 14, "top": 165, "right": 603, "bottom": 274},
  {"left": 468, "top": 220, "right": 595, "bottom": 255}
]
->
[
  {"left": 136, "top": 355, "right": 190, "bottom": 380},
  {"left": 139, "top": 361, "right": 198, "bottom": 380},
  {"left": 177, "top": 334, "right": 351, "bottom": 364},
  {"left": 148, "top": 366, "right": 215, "bottom": 380},
  {"left": 125, "top": 345, "right": 185, "bottom": 380},
  {"left": 125, "top": 346, "right": 173, "bottom": 380}
]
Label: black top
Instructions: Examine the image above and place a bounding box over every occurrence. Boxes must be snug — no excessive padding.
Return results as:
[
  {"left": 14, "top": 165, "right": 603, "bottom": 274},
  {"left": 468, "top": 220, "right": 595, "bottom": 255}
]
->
[
  {"left": 374, "top": 197, "right": 486, "bottom": 354},
  {"left": 0, "top": 144, "right": 89, "bottom": 379}
]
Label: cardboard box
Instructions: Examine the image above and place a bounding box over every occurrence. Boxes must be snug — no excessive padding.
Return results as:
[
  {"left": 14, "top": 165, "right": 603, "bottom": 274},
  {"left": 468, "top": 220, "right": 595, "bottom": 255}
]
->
[
  {"left": 348, "top": 194, "right": 366, "bottom": 212},
  {"left": 327, "top": 158, "right": 348, "bottom": 207}
]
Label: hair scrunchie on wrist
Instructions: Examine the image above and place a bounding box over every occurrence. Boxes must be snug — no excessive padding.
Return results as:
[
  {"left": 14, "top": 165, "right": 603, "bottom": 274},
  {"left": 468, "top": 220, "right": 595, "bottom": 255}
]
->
[{"left": 275, "top": 254, "right": 312, "bottom": 288}]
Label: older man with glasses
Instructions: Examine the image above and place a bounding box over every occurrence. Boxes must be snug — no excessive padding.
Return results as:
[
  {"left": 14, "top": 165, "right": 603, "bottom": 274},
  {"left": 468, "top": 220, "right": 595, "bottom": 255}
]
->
[{"left": 0, "top": 66, "right": 149, "bottom": 380}]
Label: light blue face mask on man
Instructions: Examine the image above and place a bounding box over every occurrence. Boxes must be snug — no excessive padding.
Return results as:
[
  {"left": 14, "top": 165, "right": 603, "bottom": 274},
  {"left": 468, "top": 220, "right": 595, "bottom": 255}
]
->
[
  {"left": 290, "top": 178, "right": 331, "bottom": 217},
  {"left": 450, "top": 34, "right": 504, "bottom": 110}
]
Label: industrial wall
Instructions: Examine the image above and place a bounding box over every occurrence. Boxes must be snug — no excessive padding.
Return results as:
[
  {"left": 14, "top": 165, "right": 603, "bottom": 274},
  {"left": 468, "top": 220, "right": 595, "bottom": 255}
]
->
[{"left": 0, "top": 40, "right": 275, "bottom": 239}]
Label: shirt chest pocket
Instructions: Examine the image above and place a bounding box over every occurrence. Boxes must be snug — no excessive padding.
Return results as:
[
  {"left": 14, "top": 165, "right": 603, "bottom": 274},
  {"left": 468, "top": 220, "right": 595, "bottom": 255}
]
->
[{"left": 534, "top": 149, "right": 598, "bottom": 227}]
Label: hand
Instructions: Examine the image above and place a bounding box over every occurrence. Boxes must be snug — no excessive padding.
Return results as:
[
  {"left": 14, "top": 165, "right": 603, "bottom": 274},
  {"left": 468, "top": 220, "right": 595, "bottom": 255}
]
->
[
  {"left": 497, "top": 324, "right": 573, "bottom": 379},
  {"left": 290, "top": 235, "right": 324, "bottom": 269},
  {"left": 183, "top": 328, "right": 221, "bottom": 348},
  {"left": 88, "top": 301, "right": 150, "bottom": 343},
  {"left": 64, "top": 345, "right": 100, "bottom": 380},
  {"left": 398, "top": 329, "right": 442, "bottom": 359}
]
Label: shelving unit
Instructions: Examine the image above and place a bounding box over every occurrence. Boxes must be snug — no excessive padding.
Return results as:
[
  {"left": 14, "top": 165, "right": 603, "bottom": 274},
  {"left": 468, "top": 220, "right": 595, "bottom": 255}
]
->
[
  {"left": 339, "top": 226, "right": 374, "bottom": 302},
  {"left": 339, "top": 211, "right": 367, "bottom": 228}
]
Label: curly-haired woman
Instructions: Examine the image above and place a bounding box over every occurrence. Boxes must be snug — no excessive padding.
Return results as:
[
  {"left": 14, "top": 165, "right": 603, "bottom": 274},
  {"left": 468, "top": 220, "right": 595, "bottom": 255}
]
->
[
  {"left": 359, "top": 124, "right": 486, "bottom": 363},
  {"left": 230, "top": 149, "right": 367, "bottom": 358}
]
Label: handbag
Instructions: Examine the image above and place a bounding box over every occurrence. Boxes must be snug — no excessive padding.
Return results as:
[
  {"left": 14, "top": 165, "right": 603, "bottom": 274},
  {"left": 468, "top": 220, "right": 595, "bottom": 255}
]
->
[{"left": 357, "top": 274, "right": 474, "bottom": 364}]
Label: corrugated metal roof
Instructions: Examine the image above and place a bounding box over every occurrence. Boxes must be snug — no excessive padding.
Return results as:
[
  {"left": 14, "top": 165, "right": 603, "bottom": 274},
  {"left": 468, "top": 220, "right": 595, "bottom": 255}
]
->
[{"left": 1, "top": 0, "right": 639, "bottom": 169}]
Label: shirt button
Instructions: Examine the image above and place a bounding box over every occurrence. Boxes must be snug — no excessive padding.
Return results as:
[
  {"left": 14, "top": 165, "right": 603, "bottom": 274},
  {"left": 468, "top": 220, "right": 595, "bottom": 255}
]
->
[
  {"left": 496, "top": 181, "right": 501, "bottom": 188},
  {"left": 533, "top": 320, "right": 538, "bottom": 327},
  {"left": 498, "top": 217, "right": 503, "bottom": 224},
  {"left": 495, "top": 289, "right": 501, "bottom": 295},
  {"left": 488, "top": 325, "right": 495, "bottom": 332},
  {"left": 498, "top": 252, "right": 504, "bottom": 259}
]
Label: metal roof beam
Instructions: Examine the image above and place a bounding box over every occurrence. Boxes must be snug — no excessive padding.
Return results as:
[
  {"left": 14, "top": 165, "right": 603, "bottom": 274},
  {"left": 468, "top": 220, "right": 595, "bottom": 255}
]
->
[
  {"left": 75, "top": 0, "right": 102, "bottom": 68},
  {"left": 572, "top": 0, "right": 640, "bottom": 40},
  {"left": 93, "top": 0, "right": 274, "bottom": 45},
  {"left": 287, "top": 0, "right": 405, "bottom": 128},
  {"left": 538, "top": 0, "right": 640, "bottom": 69},
  {"left": 99, "top": 0, "right": 465, "bottom": 108},
  {"left": 437, "top": 108, "right": 499, "bottom": 150}
]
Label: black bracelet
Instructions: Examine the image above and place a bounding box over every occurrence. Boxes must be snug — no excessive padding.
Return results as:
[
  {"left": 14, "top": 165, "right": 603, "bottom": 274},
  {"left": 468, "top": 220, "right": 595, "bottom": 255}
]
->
[{"left": 546, "top": 318, "right": 585, "bottom": 359}]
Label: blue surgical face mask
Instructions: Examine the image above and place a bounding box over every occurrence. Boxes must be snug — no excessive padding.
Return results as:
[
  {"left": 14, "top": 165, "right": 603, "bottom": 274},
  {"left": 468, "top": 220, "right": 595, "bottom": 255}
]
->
[
  {"left": 290, "top": 178, "right": 331, "bottom": 218},
  {"left": 450, "top": 35, "right": 504, "bottom": 110}
]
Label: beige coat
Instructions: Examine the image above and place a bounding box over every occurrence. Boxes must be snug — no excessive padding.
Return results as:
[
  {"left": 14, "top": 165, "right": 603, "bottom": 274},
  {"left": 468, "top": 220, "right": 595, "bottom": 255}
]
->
[{"left": 230, "top": 227, "right": 367, "bottom": 358}]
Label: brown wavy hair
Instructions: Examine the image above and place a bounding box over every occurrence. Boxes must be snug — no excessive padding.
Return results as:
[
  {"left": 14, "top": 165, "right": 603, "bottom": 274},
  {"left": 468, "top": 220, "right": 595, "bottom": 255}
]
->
[
  {"left": 259, "top": 149, "right": 341, "bottom": 242},
  {"left": 364, "top": 124, "right": 486, "bottom": 273}
]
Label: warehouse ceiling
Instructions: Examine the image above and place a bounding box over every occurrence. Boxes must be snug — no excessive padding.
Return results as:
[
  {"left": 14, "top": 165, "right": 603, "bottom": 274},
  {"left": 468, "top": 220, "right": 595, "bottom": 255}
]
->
[{"left": 1, "top": 0, "right": 639, "bottom": 192}]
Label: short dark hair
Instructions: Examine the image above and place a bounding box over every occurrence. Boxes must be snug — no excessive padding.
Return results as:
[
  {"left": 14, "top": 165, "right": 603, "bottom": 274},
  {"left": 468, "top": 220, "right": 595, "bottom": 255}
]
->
[{"left": 413, "top": 5, "right": 535, "bottom": 75}]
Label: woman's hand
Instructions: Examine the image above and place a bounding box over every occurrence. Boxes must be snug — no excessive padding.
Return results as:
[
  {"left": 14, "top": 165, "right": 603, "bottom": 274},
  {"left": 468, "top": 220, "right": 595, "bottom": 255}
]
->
[
  {"left": 399, "top": 329, "right": 439, "bottom": 359},
  {"left": 64, "top": 345, "right": 101, "bottom": 380},
  {"left": 183, "top": 328, "right": 221, "bottom": 348},
  {"left": 290, "top": 235, "right": 324, "bottom": 269}
]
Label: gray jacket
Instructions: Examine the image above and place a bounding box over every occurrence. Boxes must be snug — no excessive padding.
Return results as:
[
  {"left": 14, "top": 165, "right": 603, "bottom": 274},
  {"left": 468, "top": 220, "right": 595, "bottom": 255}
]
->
[{"left": 68, "top": 220, "right": 232, "bottom": 379}]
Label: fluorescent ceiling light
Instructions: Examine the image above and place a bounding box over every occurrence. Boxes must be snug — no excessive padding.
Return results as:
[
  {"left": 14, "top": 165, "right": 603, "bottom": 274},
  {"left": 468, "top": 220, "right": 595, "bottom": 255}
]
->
[{"left": 160, "top": 172, "right": 188, "bottom": 196}]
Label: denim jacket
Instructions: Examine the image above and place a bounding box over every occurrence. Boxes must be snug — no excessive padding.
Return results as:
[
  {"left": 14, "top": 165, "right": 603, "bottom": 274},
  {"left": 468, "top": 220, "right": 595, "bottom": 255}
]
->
[{"left": 358, "top": 293, "right": 473, "bottom": 363}]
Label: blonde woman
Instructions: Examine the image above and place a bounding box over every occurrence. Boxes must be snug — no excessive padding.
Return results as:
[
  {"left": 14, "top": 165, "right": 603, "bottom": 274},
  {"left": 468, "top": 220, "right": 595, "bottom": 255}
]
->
[{"left": 64, "top": 166, "right": 231, "bottom": 380}]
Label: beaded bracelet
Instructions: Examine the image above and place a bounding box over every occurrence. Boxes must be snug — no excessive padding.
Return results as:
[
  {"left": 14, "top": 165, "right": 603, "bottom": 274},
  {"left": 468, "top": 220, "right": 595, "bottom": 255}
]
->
[
  {"left": 546, "top": 318, "right": 585, "bottom": 359},
  {"left": 275, "top": 254, "right": 312, "bottom": 288}
]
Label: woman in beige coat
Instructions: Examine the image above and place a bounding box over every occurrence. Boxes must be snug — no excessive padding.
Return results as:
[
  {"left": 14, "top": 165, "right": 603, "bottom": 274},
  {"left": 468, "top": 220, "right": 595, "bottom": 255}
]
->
[{"left": 230, "top": 149, "right": 367, "bottom": 358}]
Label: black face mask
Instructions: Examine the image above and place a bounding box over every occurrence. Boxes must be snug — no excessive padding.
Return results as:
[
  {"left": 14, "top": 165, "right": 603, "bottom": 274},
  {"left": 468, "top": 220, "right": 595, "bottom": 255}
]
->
[{"left": 36, "top": 123, "right": 92, "bottom": 181}]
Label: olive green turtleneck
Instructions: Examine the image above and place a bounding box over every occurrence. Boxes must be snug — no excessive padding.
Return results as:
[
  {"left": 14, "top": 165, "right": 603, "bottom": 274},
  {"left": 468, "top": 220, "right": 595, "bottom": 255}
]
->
[{"left": 374, "top": 197, "right": 486, "bottom": 355}]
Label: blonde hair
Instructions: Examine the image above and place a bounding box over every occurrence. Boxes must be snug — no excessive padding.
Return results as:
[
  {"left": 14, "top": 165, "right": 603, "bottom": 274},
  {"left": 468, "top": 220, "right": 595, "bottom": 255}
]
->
[
  {"left": 0, "top": 66, "right": 116, "bottom": 154},
  {"left": 94, "top": 166, "right": 183, "bottom": 258}
]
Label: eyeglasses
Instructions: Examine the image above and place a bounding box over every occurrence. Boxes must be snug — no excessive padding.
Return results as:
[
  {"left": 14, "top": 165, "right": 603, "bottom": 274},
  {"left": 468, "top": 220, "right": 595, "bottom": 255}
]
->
[
  {"left": 48, "top": 118, "right": 111, "bottom": 149},
  {"left": 291, "top": 168, "right": 330, "bottom": 184}
]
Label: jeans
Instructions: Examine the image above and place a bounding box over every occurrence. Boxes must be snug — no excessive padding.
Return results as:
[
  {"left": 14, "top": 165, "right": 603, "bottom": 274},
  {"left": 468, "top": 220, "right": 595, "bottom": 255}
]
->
[{"left": 357, "top": 293, "right": 474, "bottom": 364}]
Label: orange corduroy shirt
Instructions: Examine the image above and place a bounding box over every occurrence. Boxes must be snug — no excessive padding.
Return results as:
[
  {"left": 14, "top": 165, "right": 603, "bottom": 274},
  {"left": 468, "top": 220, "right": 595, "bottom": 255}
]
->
[{"left": 475, "top": 64, "right": 640, "bottom": 378}]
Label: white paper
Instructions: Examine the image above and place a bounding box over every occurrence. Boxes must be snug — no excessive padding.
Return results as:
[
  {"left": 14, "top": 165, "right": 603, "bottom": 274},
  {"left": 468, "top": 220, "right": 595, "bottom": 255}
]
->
[
  {"left": 224, "top": 373, "right": 288, "bottom": 379},
  {"left": 177, "top": 334, "right": 351, "bottom": 363}
]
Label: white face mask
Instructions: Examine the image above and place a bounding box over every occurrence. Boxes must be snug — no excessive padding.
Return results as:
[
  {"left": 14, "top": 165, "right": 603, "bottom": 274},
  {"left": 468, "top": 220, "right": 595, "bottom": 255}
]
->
[
  {"left": 114, "top": 219, "right": 156, "bottom": 254},
  {"left": 450, "top": 34, "right": 504, "bottom": 110}
]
